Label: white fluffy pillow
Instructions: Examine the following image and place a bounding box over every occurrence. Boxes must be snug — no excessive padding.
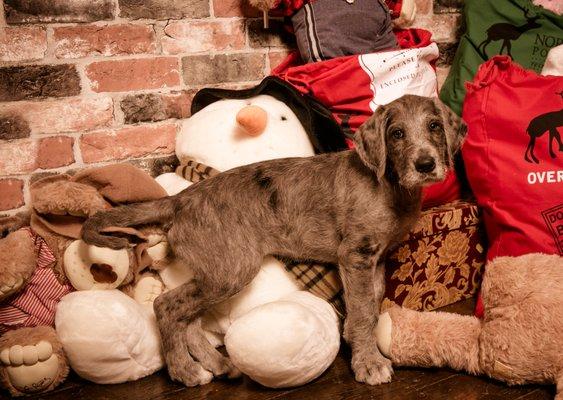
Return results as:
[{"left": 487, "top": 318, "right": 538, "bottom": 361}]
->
[{"left": 55, "top": 290, "right": 164, "bottom": 384}]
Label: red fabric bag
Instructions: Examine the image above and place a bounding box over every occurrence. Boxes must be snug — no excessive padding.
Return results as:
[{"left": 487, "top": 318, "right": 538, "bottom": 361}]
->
[
  {"left": 272, "top": 29, "right": 462, "bottom": 208},
  {"left": 461, "top": 56, "right": 563, "bottom": 315}
]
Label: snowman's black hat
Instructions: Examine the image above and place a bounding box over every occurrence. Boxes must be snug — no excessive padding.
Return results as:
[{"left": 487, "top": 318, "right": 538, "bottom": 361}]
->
[{"left": 191, "top": 76, "right": 348, "bottom": 153}]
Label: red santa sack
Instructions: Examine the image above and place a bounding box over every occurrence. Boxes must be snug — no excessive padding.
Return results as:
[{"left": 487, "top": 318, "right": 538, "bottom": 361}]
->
[
  {"left": 462, "top": 56, "right": 563, "bottom": 316},
  {"left": 272, "top": 29, "right": 461, "bottom": 208}
]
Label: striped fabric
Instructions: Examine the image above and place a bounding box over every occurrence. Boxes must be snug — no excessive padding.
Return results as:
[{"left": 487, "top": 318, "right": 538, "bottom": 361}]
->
[
  {"left": 302, "top": 3, "right": 324, "bottom": 62},
  {"left": 175, "top": 158, "right": 220, "bottom": 184},
  {"left": 0, "top": 229, "right": 73, "bottom": 334}
]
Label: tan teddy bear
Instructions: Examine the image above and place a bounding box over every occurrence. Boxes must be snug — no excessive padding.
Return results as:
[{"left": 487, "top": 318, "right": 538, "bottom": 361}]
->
[{"left": 375, "top": 253, "right": 563, "bottom": 398}]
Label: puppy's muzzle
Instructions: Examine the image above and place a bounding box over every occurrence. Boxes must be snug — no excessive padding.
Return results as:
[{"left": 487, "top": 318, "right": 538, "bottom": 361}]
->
[{"left": 414, "top": 155, "right": 436, "bottom": 174}]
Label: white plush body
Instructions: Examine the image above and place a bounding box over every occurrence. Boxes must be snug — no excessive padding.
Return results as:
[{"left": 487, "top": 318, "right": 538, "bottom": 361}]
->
[
  {"left": 55, "top": 291, "right": 163, "bottom": 383},
  {"left": 55, "top": 95, "right": 340, "bottom": 388}
]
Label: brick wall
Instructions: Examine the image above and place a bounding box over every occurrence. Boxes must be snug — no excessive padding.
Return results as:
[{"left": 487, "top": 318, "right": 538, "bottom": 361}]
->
[{"left": 0, "top": 0, "right": 463, "bottom": 214}]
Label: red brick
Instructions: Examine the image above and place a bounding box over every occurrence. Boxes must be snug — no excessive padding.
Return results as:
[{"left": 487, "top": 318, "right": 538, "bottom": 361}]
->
[
  {"left": 0, "top": 114, "right": 31, "bottom": 140},
  {"left": 121, "top": 90, "right": 196, "bottom": 124},
  {"left": 37, "top": 136, "right": 75, "bottom": 169},
  {"left": 414, "top": 14, "right": 461, "bottom": 42},
  {"left": 0, "top": 97, "right": 114, "bottom": 135},
  {"left": 0, "top": 139, "right": 38, "bottom": 175},
  {"left": 119, "top": 0, "right": 209, "bottom": 20},
  {"left": 0, "top": 27, "right": 47, "bottom": 62},
  {"left": 4, "top": 0, "right": 115, "bottom": 23},
  {"left": 415, "top": 0, "right": 432, "bottom": 15},
  {"left": 0, "top": 64, "right": 80, "bottom": 101},
  {"left": 213, "top": 0, "right": 261, "bottom": 17},
  {"left": 268, "top": 50, "right": 292, "bottom": 72},
  {"left": 248, "top": 19, "right": 295, "bottom": 48},
  {"left": 54, "top": 24, "right": 156, "bottom": 59},
  {"left": 0, "top": 179, "right": 25, "bottom": 211},
  {"left": 86, "top": 58, "right": 181, "bottom": 92},
  {"left": 80, "top": 123, "right": 176, "bottom": 163},
  {"left": 437, "top": 42, "right": 457, "bottom": 67},
  {"left": 434, "top": 0, "right": 464, "bottom": 14},
  {"left": 182, "top": 53, "right": 266, "bottom": 85},
  {"left": 436, "top": 66, "right": 451, "bottom": 90},
  {"left": 162, "top": 20, "right": 245, "bottom": 55}
]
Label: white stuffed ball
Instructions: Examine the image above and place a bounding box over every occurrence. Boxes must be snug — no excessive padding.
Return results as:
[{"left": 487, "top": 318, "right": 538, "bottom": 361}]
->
[
  {"left": 224, "top": 291, "right": 340, "bottom": 388},
  {"left": 55, "top": 290, "right": 164, "bottom": 384}
]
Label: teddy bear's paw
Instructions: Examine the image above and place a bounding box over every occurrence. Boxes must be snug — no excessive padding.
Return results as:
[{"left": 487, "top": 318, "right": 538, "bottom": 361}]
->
[
  {"left": 0, "top": 341, "right": 60, "bottom": 393},
  {"left": 167, "top": 358, "right": 213, "bottom": 387},
  {"left": 133, "top": 274, "right": 164, "bottom": 307},
  {"left": 352, "top": 351, "right": 393, "bottom": 386},
  {"left": 0, "top": 275, "right": 25, "bottom": 299}
]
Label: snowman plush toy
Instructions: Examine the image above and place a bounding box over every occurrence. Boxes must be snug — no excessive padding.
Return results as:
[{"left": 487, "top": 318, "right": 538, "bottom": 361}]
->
[{"left": 56, "top": 77, "right": 349, "bottom": 388}]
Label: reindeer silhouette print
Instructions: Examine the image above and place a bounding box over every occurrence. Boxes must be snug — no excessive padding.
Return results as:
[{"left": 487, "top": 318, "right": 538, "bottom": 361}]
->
[
  {"left": 524, "top": 104, "right": 563, "bottom": 164},
  {"left": 478, "top": 8, "right": 541, "bottom": 58}
]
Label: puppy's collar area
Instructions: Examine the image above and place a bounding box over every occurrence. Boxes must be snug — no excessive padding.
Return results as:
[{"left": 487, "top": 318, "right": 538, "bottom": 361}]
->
[{"left": 176, "top": 158, "right": 221, "bottom": 183}]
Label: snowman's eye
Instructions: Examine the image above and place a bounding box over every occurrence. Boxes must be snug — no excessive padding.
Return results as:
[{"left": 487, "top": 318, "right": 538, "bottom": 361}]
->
[{"left": 281, "top": 116, "right": 287, "bottom": 121}]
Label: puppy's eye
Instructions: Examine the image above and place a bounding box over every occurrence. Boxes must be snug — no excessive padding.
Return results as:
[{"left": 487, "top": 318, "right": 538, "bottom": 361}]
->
[
  {"left": 429, "top": 121, "right": 441, "bottom": 130},
  {"left": 391, "top": 129, "right": 404, "bottom": 139},
  {"left": 281, "top": 116, "right": 287, "bottom": 121}
]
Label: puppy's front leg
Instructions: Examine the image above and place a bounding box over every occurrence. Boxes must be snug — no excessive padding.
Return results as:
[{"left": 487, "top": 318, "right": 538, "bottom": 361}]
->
[{"left": 339, "top": 242, "right": 392, "bottom": 385}]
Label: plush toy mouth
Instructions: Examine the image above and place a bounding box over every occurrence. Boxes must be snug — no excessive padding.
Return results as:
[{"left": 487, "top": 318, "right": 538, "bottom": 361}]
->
[{"left": 90, "top": 263, "right": 118, "bottom": 284}]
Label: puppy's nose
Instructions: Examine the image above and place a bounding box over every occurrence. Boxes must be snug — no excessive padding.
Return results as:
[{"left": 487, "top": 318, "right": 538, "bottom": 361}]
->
[
  {"left": 414, "top": 156, "right": 436, "bottom": 173},
  {"left": 236, "top": 105, "right": 268, "bottom": 136}
]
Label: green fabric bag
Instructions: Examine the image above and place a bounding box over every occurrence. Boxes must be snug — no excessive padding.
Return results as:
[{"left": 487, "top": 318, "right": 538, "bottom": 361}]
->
[{"left": 439, "top": 0, "right": 563, "bottom": 115}]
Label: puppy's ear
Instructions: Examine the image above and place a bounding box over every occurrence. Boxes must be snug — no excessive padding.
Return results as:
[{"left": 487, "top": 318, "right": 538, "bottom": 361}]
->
[
  {"left": 433, "top": 98, "right": 467, "bottom": 165},
  {"left": 354, "top": 107, "right": 387, "bottom": 180}
]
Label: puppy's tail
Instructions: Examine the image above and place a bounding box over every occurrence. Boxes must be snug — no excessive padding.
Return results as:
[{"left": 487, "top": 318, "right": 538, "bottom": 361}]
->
[{"left": 81, "top": 197, "right": 176, "bottom": 250}]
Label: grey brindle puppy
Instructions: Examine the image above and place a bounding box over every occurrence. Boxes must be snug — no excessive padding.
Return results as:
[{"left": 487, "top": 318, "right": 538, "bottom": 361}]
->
[{"left": 82, "top": 95, "right": 466, "bottom": 387}]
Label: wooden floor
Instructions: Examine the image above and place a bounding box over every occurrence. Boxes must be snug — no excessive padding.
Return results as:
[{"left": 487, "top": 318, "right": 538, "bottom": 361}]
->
[{"left": 21, "top": 299, "right": 556, "bottom": 400}]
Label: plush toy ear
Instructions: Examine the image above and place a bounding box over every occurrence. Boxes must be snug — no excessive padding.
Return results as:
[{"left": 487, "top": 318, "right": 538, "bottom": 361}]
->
[
  {"left": 354, "top": 106, "right": 388, "bottom": 180},
  {"left": 433, "top": 98, "right": 467, "bottom": 166}
]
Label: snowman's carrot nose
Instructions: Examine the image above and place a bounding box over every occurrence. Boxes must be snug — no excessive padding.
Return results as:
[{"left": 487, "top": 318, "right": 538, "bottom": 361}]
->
[{"left": 236, "top": 105, "right": 268, "bottom": 136}]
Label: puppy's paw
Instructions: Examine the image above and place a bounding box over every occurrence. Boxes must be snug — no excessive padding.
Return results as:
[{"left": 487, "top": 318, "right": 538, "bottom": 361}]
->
[
  {"left": 352, "top": 351, "right": 393, "bottom": 385},
  {"left": 213, "top": 356, "right": 242, "bottom": 380},
  {"left": 168, "top": 360, "right": 213, "bottom": 387}
]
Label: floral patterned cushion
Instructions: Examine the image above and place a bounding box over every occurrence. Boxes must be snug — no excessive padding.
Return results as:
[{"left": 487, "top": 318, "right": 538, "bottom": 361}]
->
[{"left": 382, "top": 200, "right": 486, "bottom": 312}]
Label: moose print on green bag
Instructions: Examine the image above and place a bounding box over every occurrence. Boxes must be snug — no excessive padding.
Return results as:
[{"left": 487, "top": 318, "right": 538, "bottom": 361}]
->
[
  {"left": 477, "top": 8, "right": 541, "bottom": 59},
  {"left": 440, "top": 0, "right": 563, "bottom": 116}
]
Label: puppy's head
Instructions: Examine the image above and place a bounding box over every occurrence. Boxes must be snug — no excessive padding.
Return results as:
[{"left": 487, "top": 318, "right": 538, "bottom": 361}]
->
[{"left": 354, "top": 95, "right": 467, "bottom": 189}]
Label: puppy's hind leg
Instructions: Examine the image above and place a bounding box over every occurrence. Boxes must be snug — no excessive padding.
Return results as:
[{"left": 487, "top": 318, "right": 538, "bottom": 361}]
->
[
  {"left": 185, "top": 316, "right": 241, "bottom": 379},
  {"left": 154, "top": 280, "right": 213, "bottom": 387},
  {"left": 154, "top": 258, "right": 261, "bottom": 386}
]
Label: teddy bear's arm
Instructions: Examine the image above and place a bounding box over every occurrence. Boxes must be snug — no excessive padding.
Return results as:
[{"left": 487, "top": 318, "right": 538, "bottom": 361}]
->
[
  {"left": 0, "top": 229, "right": 37, "bottom": 301},
  {"left": 0, "top": 326, "right": 68, "bottom": 397},
  {"left": 376, "top": 306, "right": 483, "bottom": 375}
]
